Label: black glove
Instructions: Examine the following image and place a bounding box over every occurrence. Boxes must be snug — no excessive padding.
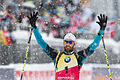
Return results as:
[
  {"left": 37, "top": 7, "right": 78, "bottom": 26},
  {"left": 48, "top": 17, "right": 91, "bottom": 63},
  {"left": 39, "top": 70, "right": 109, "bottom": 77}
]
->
[
  {"left": 96, "top": 14, "right": 107, "bottom": 30},
  {"left": 28, "top": 12, "right": 38, "bottom": 29}
]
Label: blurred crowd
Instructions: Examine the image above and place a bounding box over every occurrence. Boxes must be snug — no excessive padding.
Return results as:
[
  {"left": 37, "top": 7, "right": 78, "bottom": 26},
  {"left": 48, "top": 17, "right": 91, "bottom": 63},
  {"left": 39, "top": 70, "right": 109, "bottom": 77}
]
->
[{"left": 0, "top": 0, "right": 120, "bottom": 46}]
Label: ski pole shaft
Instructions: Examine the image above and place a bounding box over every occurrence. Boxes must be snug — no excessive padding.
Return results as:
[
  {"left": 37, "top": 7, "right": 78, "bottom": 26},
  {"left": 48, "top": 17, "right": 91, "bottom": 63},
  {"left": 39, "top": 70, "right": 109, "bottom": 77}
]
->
[
  {"left": 101, "top": 35, "right": 112, "bottom": 80},
  {"left": 20, "top": 29, "right": 33, "bottom": 80}
]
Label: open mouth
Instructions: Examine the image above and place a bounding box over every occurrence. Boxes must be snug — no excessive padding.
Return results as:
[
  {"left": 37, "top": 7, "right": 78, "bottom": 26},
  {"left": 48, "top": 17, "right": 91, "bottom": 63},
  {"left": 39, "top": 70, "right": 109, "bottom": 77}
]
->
[{"left": 66, "top": 46, "right": 71, "bottom": 49}]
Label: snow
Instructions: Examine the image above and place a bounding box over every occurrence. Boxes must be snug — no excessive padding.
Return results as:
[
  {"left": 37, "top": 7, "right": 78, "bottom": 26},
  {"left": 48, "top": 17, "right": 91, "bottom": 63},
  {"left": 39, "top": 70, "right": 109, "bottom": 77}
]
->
[
  {"left": 12, "top": 30, "right": 54, "bottom": 40},
  {"left": 0, "top": 0, "right": 120, "bottom": 80},
  {"left": 15, "top": 63, "right": 55, "bottom": 71},
  {"left": 12, "top": 30, "right": 30, "bottom": 40}
]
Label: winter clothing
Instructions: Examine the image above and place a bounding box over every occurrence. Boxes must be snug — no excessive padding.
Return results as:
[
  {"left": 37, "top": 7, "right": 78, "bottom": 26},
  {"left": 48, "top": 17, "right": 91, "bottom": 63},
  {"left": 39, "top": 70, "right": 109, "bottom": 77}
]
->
[{"left": 28, "top": 12, "right": 107, "bottom": 80}]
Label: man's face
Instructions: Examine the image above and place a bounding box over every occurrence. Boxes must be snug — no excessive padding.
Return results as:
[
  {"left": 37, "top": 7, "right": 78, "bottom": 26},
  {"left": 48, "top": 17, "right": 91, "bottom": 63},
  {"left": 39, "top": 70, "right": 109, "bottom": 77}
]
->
[{"left": 64, "top": 39, "right": 75, "bottom": 52}]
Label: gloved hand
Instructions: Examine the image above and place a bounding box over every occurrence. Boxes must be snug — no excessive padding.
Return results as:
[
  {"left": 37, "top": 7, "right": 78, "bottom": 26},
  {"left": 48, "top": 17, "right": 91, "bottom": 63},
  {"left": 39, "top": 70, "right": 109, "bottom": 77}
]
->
[
  {"left": 28, "top": 12, "right": 38, "bottom": 29},
  {"left": 96, "top": 14, "right": 107, "bottom": 30}
]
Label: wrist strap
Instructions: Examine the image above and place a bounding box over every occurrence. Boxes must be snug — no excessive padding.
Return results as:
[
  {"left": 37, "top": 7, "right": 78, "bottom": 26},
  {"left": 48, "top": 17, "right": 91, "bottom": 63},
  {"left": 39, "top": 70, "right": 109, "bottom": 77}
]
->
[{"left": 98, "top": 32, "right": 104, "bottom": 37}]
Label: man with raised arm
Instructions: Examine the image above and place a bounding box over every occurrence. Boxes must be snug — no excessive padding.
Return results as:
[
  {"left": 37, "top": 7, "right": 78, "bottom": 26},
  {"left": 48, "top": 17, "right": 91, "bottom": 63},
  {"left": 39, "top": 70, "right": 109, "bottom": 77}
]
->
[{"left": 28, "top": 12, "right": 107, "bottom": 80}]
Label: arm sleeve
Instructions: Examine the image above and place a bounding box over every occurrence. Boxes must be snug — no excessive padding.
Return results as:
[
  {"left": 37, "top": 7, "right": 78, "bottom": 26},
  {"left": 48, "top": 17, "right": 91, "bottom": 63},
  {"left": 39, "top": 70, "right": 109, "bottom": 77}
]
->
[
  {"left": 33, "top": 28, "right": 58, "bottom": 60},
  {"left": 33, "top": 28, "right": 47, "bottom": 50},
  {"left": 87, "top": 30, "right": 104, "bottom": 55},
  {"left": 78, "top": 30, "right": 104, "bottom": 58},
  {"left": 77, "top": 30, "right": 104, "bottom": 67}
]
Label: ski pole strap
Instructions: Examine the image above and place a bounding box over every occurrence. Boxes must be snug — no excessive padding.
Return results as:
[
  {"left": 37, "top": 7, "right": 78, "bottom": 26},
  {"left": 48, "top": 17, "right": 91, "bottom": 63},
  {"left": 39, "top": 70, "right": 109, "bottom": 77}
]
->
[{"left": 98, "top": 32, "right": 104, "bottom": 38}]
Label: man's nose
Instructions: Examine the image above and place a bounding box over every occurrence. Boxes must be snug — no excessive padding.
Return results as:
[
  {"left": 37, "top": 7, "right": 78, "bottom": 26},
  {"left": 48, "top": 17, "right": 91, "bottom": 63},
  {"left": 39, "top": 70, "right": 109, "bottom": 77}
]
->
[{"left": 66, "top": 42, "right": 71, "bottom": 45}]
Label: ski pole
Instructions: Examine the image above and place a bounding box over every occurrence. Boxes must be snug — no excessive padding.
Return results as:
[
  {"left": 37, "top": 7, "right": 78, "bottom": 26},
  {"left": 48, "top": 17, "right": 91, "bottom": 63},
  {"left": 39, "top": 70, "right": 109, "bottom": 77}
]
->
[
  {"left": 101, "top": 35, "right": 112, "bottom": 80},
  {"left": 20, "top": 28, "right": 33, "bottom": 80}
]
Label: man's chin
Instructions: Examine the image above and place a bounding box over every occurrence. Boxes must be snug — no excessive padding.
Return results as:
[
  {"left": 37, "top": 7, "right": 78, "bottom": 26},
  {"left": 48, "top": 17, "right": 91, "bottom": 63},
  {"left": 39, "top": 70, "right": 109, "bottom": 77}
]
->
[{"left": 65, "top": 47, "right": 72, "bottom": 52}]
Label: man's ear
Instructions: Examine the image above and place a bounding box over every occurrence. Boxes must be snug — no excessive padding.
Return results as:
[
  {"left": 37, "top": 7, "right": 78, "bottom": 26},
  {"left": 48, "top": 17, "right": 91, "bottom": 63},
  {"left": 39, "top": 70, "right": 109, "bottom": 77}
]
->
[
  {"left": 73, "top": 41, "right": 77, "bottom": 47},
  {"left": 63, "top": 41, "right": 65, "bottom": 45},
  {"left": 73, "top": 42, "right": 75, "bottom": 46},
  {"left": 74, "top": 41, "right": 77, "bottom": 45}
]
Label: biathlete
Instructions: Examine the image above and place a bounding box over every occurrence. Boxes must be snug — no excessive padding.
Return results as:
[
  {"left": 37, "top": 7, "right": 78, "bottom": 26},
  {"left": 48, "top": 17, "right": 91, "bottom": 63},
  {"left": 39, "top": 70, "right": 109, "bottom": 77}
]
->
[{"left": 28, "top": 12, "right": 107, "bottom": 80}]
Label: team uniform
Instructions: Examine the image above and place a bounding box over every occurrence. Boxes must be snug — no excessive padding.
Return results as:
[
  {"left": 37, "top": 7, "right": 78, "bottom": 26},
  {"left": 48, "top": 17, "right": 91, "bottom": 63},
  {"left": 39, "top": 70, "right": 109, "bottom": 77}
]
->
[{"left": 33, "top": 28, "right": 104, "bottom": 80}]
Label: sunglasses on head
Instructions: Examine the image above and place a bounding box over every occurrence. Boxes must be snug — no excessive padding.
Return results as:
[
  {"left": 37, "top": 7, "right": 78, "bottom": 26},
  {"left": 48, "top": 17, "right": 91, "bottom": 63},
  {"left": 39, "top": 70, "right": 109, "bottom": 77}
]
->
[{"left": 64, "top": 40, "right": 74, "bottom": 44}]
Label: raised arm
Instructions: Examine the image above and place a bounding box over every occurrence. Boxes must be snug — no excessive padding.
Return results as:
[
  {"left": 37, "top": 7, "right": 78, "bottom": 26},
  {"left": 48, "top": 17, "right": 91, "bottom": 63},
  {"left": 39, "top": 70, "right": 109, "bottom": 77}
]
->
[
  {"left": 28, "top": 12, "right": 57, "bottom": 60},
  {"left": 78, "top": 14, "right": 107, "bottom": 58}
]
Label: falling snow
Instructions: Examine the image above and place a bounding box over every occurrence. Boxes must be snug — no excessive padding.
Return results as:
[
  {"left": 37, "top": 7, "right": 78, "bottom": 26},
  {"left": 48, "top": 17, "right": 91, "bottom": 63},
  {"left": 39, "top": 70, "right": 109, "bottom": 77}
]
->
[{"left": 0, "top": 0, "right": 120, "bottom": 80}]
